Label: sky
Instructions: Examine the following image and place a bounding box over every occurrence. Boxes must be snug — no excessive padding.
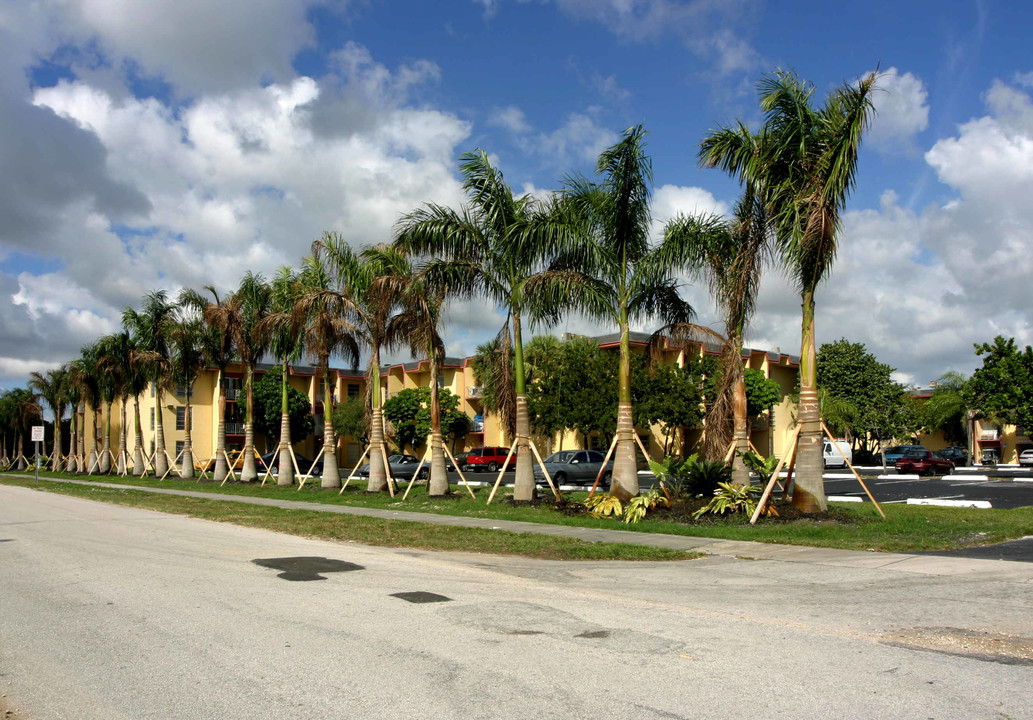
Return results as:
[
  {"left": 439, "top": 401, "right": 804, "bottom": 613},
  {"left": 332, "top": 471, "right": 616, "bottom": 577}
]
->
[{"left": 0, "top": 0, "right": 1031, "bottom": 393}]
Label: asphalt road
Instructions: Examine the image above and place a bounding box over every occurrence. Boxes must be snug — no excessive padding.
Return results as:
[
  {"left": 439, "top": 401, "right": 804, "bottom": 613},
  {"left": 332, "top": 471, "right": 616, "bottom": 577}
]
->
[{"left": 2, "top": 486, "right": 1032, "bottom": 719}]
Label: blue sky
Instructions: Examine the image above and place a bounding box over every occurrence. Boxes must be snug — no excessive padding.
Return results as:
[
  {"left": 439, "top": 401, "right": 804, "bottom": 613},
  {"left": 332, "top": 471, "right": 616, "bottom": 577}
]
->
[{"left": 0, "top": 0, "right": 1031, "bottom": 394}]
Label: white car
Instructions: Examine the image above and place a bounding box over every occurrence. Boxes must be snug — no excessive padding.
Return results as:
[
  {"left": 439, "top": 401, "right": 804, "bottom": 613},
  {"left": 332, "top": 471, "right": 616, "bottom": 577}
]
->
[
  {"left": 823, "top": 439, "right": 852, "bottom": 468},
  {"left": 1019, "top": 449, "right": 1033, "bottom": 467}
]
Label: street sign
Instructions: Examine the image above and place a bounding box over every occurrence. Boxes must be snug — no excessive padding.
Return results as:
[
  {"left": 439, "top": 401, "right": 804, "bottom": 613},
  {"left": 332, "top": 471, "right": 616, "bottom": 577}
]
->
[{"left": 31, "top": 425, "right": 45, "bottom": 442}]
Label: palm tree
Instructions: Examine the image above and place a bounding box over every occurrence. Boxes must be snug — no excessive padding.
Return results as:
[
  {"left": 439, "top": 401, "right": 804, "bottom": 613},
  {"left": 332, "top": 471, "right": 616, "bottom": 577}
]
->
[
  {"left": 123, "top": 291, "right": 176, "bottom": 477},
  {"left": 394, "top": 150, "right": 577, "bottom": 501},
  {"left": 169, "top": 296, "right": 212, "bottom": 479},
  {"left": 62, "top": 365, "right": 81, "bottom": 472},
  {"left": 28, "top": 366, "right": 70, "bottom": 472},
  {"left": 385, "top": 269, "right": 451, "bottom": 495},
  {"left": 71, "top": 342, "right": 103, "bottom": 473},
  {"left": 182, "top": 286, "right": 236, "bottom": 482},
  {"left": 312, "top": 236, "right": 411, "bottom": 493},
  {"left": 8, "top": 388, "right": 42, "bottom": 469},
  {"left": 700, "top": 69, "right": 878, "bottom": 512},
  {"left": 665, "top": 189, "right": 770, "bottom": 483},
  {"left": 258, "top": 266, "right": 307, "bottom": 486},
  {"left": 294, "top": 252, "right": 361, "bottom": 488},
  {"left": 552, "top": 126, "right": 699, "bottom": 499},
  {"left": 211, "top": 272, "right": 273, "bottom": 483},
  {"left": 923, "top": 372, "right": 971, "bottom": 447}
]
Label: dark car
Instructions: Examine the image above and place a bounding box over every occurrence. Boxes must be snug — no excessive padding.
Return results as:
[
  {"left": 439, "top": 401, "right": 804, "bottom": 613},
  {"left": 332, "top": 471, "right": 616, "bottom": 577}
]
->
[
  {"left": 895, "top": 449, "right": 954, "bottom": 476},
  {"left": 935, "top": 446, "right": 969, "bottom": 467},
  {"left": 464, "top": 446, "right": 511, "bottom": 473},
  {"left": 356, "top": 454, "right": 427, "bottom": 481},
  {"left": 448, "top": 452, "right": 469, "bottom": 472},
  {"left": 533, "top": 450, "right": 613, "bottom": 485},
  {"left": 259, "top": 451, "right": 322, "bottom": 476},
  {"left": 882, "top": 445, "right": 927, "bottom": 464}
]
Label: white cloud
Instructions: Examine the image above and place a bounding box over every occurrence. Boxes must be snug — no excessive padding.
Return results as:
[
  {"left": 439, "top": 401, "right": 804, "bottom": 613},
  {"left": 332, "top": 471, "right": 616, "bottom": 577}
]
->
[
  {"left": 868, "top": 67, "right": 930, "bottom": 154},
  {"left": 526, "top": 112, "right": 617, "bottom": 167},
  {"left": 489, "top": 105, "right": 532, "bottom": 134}
]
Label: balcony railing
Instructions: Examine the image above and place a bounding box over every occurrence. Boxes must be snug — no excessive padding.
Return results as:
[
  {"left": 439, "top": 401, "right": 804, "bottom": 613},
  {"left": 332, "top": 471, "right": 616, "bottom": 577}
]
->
[
  {"left": 979, "top": 430, "right": 999, "bottom": 441},
  {"left": 467, "top": 385, "right": 484, "bottom": 399},
  {"left": 224, "top": 388, "right": 241, "bottom": 401},
  {"left": 225, "top": 422, "right": 245, "bottom": 435}
]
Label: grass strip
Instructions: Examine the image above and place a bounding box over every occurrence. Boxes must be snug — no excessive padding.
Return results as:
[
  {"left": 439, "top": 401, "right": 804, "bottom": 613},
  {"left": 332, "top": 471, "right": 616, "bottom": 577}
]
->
[
  {"left": 5, "top": 470, "right": 1033, "bottom": 552},
  {"left": 0, "top": 476, "right": 694, "bottom": 561}
]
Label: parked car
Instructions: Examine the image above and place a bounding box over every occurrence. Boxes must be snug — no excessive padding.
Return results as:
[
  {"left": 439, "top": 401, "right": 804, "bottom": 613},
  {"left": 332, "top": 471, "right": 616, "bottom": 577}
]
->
[
  {"left": 935, "top": 446, "right": 969, "bottom": 467},
  {"left": 533, "top": 450, "right": 614, "bottom": 485},
  {"left": 448, "top": 452, "right": 469, "bottom": 472},
  {"left": 463, "top": 446, "right": 511, "bottom": 473},
  {"left": 882, "top": 445, "right": 927, "bottom": 464},
  {"left": 260, "top": 451, "right": 322, "bottom": 476},
  {"left": 1019, "top": 449, "right": 1033, "bottom": 467},
  {"left": 895, "top": 449, "right": 954, "bottom": 476},
  {"left": 356, "top": 454, "right": 427, "bottom": 481}
]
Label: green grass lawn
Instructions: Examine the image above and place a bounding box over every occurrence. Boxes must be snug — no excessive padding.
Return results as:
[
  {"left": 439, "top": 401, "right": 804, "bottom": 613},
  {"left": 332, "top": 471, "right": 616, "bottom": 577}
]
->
[{"left": 4, "top": 468, "right": 1033, "bottom": 554}]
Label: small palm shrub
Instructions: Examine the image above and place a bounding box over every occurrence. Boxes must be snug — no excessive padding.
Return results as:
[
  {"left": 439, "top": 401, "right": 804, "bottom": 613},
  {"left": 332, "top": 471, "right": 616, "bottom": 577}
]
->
[
  {"left": 693, "top": 482, "right": 779, "bottom": 519},
  {"left": 683, "top": 457, "right": 733, "bottom": 497},
  {"left": 585, "top": 494, "right": 623, "bottom": 519},
  {"left": 739, "top": 450, "right": 779, "bottom": 482},
  {"left": 623, "top": 489, "right": 670, "bottom": 524}
]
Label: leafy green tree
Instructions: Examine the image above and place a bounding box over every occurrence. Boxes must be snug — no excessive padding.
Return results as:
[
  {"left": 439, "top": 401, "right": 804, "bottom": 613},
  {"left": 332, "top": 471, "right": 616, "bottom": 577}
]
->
[
  {"left": 744, "top": 368, "right": 782, "bottom": 417},
  {"left": 252, "top": 367, "right": 314, "bottom": 448},
  {"left": 633, "top": 356, "right": 711, "bottom": 455},
  {"left": 383, "top": 387, "right": 470, "bottom": 455},
  {"left": 964, "top": 336, "right": 1033, "bottom": 431},
  {"left": 701, "top": 69, "right": 879, "bottom": 512},
  {"left": 332, "top": 396, "right": 369, "bottom": 447}
]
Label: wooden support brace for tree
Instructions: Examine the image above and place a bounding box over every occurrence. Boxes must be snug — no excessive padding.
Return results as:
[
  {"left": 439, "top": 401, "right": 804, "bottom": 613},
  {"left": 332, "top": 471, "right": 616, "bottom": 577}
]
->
[
  {"left": 402, "top": 446, "right": 432, "bottom": 501},
  {"left": 527, "top": 439, "right": 561, "bottom": 502},
  {"left": 723, "top": 439, "right": 738, "bottom": 464},
  {"left": 587, "top": 434, "right": 619, "bottom": 500},
  {"left": 780, "top": 450, "right": 797, "bottom": 501},
  {"left": 196, "top": 456, "right": 211, "bottom": 483},
  {"left": 297, "top": 444, "right": 327, "bottom": 490},
  {"left": 160, "top": 448, "right": 186, "bottom": 481},
  {"left": 442, "top": 443, "right": 476, "bottom": 499},
  {"left": 750, "top": 425, "right": 802, "bottom": 525},
  {"left": 380, "top": 443, "right": 396, "bottom": 498},
  {"left": 748, "top": 440, "right": 762, "bottom": 457},
  {"left": 219, "top": 449, "right": 238, "bottom": 487},
  {"left": 257, "top": 449, "right": 274, "bottom": 486},
  {"left": 340, "top": 444, "right": 372, "bottom": 494},
  {"left": 486, "top": 439, "right": 518, "bottom": 505},
  {"left": 821, "top": 420, "right": 886, "bottom": 519}
]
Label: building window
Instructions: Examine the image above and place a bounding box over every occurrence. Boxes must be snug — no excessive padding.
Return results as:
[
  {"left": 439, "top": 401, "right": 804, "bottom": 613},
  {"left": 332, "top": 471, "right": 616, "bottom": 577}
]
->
[
  {"left": 347, "top": 383, "right": 360, "bottom": 399},
  {"left": 176, "top": 407, "right": 193, "bottom": 431},
  {"left": 150, "top": 407, "right": 155, "bottom": 431},
  {"left": 150, "top": 383, "right": 155, "bottom": 398},
  {"left": 175, "top": 441, "right": 185, "bottom": 456}
]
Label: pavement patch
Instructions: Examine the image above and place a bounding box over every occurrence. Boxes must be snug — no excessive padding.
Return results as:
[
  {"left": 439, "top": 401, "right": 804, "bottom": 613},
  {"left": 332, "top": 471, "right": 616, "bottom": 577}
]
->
[
  {"left": 881, "top": 627, "right": 1033, "bottom": 666},
  {"left": 391, "top": 591, "right": 452, "bottom": 604},
  {"left": 251, "top": 556, "right": 365, "bottom": 581}
]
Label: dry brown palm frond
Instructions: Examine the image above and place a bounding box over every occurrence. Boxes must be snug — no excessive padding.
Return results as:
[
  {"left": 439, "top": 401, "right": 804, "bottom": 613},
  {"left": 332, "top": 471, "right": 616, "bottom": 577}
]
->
[
  {"left": 489, "top": 319, "right": 516, "bottom": 436},
  {"left": 646, "top": 323, "right": 728, "bottom": 372}
]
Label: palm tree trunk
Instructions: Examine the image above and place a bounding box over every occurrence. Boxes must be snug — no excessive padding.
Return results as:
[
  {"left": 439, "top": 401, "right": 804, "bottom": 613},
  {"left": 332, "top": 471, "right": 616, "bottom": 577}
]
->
[
  {"left": 117, "top": 400, "right": 128, "bottom": 474},
  {"left": 51, "top": 406, "right": 63, "bottom": 472},
  {"left": 154, "top": 388, "right": 169, "bottom": 477},
  {"left": 367, "top": 351, "right": 389, "bottom": 493},
  {"left": 16, "top": 432, "right": 25, "bottom": 470},
  {"left": 320, "top": 360, "right": 341, "bottom": 489},
  {"left": 213, "top": 371, "right": 228, "bottom": 483},
  {"left": 180, "top": 386, "right": 194, "bottom": 479},
  {"left": 64, "top": 409, "right": 74, "bottom": 473},
  {"left": 277, "top": 362, "right": 294, "bottom": 486},
  {"left": 512, "top": 315, "right": 536, "bottom": 501},
  {"left": 793, "top": 288, "right": 825, "bottom": 512},
  {"left": 732, "top": 371, "right": 750, "bottom": 486},
  {"left": 611, "top": 318, "right": 638, "bottom": 499},
  {"left": 133, "top": 395, "right": 145, "bottom": 476},
  {"left": 427, "top": 354, "right": 449, "bottom": 496},
  {"left": 99, "top": 400, "right": 112, "bottom": 473},
  {"left": 76, "top": 403, "right": 86, "bottom": 472},
  {"left": 87, "top": 405, "right": 99, "bottom": 472},
  {"left": 241, "top": 365, "right": 258, "bottom": 482}
]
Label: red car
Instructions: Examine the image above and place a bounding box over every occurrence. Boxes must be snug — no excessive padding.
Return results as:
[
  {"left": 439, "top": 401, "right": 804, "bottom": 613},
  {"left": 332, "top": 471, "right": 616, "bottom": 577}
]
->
[
  {"left": 895, "top": 449, "right": 955, "bottom": 476},
  {"left": 463, "top": 446, "right": 511, "bottom": 473}
]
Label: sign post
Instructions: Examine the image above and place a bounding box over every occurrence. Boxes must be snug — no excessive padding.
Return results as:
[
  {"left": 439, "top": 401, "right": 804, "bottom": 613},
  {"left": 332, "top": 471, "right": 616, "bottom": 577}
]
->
[{"left": 31, "top": 425, "right": 44, "bottom": 484}]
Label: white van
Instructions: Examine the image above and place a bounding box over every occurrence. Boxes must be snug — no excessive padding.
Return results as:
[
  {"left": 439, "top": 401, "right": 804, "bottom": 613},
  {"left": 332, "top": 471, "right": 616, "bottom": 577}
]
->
[{"left": 823, "top": 439, "right": 852, "bottom": 469}]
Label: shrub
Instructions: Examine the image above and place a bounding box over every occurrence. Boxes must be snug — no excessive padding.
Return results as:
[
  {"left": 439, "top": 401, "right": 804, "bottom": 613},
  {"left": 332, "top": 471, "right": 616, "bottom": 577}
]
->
[
  {"left": 623, "top": 489, "right": 670, "bottom": 524},
  {"left": 693, "top": 482, "right": 779, "bottom": 519}
]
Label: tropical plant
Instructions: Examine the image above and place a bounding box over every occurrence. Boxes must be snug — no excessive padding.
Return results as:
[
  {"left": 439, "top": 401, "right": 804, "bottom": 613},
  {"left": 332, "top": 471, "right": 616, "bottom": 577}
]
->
[
  {"left": 123, "top": 290, "right": 176, "bottom": 477},
  {"left": 681, "top": 457, "right": 734, "bottom": 497},
  {"left": 551, "top": 126, "right": 704, "bottom": 499},
  {"left": 666, "top": 189, "right": 770, "bottom": 481},
  {"left": 623, "top": 488, "right": 670, "bottom": 524},
  {"left": 692, "top": 481, "right": 769, "bottom": 519},
  {"left": 168, "top": 296, "right": 213, "bottom": 479},
  {"left": 252, "top": 367, "right": 314, "bottom": 446},
  {"left": 311, "top": 236, "right": 410, "bottom": 493},
  {"left": 70, "top": 342, "right": 103, "bottom": 473},
  {"left": 584, "top": 493, "right": 623, "bottom": 519},
  {"left": 332, "top": 396, "right": 368, "bottom": 447},
  {"left": 28, "top": 366, "right": 69, "bottom": 472},
  {"left": 4, "top": 387, "right": 42, "bottom": 469},
  {"left": 97, "top": 331, "right": 146, "bottom": 475},
  {"left": 700, "top": 69, "right": 879, "bottom": 512},
  {"left": 257, "top": 266, "right": 307, "bottom": 486},
  {"left": 922, "top": 371, "right": 970, "bottom": 446},
  {"left": 394, "top": 149, "right": 576, "bottom": 501},
  {"left": 739, "top": 450, "right": 780, "bottom": 482},
  {"left": 293, "top": 252, "right": 361, "bottom": 488},
  {"left": 181, "top": 286, "right": 237, "bottom": 482}
]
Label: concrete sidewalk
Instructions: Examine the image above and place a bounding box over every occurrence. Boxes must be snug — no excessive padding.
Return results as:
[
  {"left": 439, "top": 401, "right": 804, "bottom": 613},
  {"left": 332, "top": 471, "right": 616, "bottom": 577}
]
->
[{"left": 9, "top": 473, "right": 1033, "bottom": 583}]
